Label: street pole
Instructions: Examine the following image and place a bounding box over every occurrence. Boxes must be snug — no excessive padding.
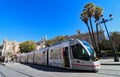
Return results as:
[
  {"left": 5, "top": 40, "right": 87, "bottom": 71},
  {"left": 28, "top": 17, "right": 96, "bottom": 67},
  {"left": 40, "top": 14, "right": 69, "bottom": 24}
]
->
[{"left": 101, "top": 14, "right": 119, "bottom": 62}]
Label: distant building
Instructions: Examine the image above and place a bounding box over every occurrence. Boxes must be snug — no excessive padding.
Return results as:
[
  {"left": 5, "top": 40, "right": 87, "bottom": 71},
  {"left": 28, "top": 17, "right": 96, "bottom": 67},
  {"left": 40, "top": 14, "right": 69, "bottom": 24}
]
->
[
  {"left": 52, "top": 25, "right": 105, "bottom": 46},
  {"left": 0, "top": 37, "right": 47, "bottom": 56},
  {"left": 1, "top": 39, "right": 21, "bottom": 56},
  {"left": 36, "top": 36, "right": 47, "bottom": 50},
  {"left": 69, "top": 30, "right": 105, "bottom": 46}
]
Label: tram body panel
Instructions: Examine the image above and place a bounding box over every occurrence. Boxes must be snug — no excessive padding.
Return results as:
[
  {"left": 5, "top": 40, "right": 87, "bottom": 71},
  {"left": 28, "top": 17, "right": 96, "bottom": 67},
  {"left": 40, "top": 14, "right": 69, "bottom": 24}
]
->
[
  {"left": 16, "top": 55, "right": 21, "bottom": 62},
  {"left": 49, "top": 43, "right": 70, "bottom": 68},
  {"left": 34, "top": 48, "right": 48, "bottom": 65},
  {"left": 20, "top": 54, "right": 27, "bottom": 63},
  {"left": 34, "top": 52, "right": 40, "bottom": 64},
  {"left": 34, "top": 50, "right": 40, "bottom": 64},
  {"left": 27, "top": 52, "right": 34, "bottom": 63},
  {"left": 20, "top": 56, "right": 24, "bottom": 63},
  {"left": 71, "top": 59, "right": 100, "bottom": 71},
  {"left": 24, "top": 54, "right": 28, "bottom": 63},
  {"left": 92, "top": 61, "right": 101, "bottom": 70},
  {"left": 41, "top": 49, "right": 47, "bottom": 65},
  {"left": 35, "top": 51, "right": 42, "bottom": 64},
  {"left": 49, "top": 46, "right": 64, "bottom": 67}
]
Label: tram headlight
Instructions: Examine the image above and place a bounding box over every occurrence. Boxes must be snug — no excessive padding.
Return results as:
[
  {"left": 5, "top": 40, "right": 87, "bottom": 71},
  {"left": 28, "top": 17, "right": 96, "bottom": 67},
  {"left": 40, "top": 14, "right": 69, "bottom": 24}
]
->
[
  {"left": 90, "top": 56, "right": 99, "bottom": 61},
  {"left": 95, "top": 57, "right": 99, "bottom": 61}
]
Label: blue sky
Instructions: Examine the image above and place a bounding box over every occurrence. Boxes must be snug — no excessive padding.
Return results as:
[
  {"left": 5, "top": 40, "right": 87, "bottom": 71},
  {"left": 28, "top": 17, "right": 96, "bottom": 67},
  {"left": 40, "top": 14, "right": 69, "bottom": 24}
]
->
[{"left": 0, "top": 0, "right": 120, "bottom": 44}]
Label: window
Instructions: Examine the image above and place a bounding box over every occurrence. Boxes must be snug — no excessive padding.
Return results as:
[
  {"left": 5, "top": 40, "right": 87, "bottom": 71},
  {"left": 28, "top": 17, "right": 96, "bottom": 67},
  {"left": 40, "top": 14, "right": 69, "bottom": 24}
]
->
[
  {"left": 71, "top": 43, "right": 90, "bottom": 61},
  {"left": 82, "top": 41, "right": 96, "bottom": 58}
]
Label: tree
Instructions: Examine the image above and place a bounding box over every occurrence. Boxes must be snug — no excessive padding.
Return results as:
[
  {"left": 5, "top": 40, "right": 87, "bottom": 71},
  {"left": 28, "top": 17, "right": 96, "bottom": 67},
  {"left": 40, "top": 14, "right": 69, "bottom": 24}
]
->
[
  {"left": 57, "top": 36, "right": 67, "bottom": 42},
  {"left": 99, "top": 39, "right": 111, "bottom": 50},
  {"left": 20, "top": 40, "right": 36, "bottom": 53},
  {"left": 94, "top": 6, "right": 103, "bottom": 21},
  {"left": 84, "top": 3, "right": 96, "bottom": 47},
  {"left": 80, "top": 3, "right": 103, "bottom": 56},
  {"left": 80, "top": 10, "right": 94, "bottom": 48},
  {"left": 94, "top": 6, "right": 103, "bottom": 55},
  {"left": 46, "top": 40, "right": 55, "bottom": 47},
  {"left": 46, "top": 36, "right": 67, "bottom": 47},
  {"left": 110, "top": 32, "right": 120, "bottom": 51}
]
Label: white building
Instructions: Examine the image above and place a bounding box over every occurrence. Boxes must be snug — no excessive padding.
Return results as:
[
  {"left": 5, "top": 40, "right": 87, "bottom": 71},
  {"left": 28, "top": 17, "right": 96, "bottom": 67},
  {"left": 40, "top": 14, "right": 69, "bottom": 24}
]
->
[
  {"left": 36, "top": 36, "right": 47, "bottom": 50},
  {"left": 1, "top": 37, "right": 47, "bottom": 56},
  {"left": 1, "top": 39, "right": 20, "bottom": 56}
]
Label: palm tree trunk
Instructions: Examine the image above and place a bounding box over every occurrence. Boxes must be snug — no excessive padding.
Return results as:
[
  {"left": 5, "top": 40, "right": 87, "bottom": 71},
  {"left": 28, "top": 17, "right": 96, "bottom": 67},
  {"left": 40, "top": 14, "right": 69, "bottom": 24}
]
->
[
  {"left": 86, "top": 22, "right": 95, "bottom": 48},
  {"left": 89, "top": 18, "right": 98, "bottom": 53},
  {"left": 96, "top": 22, "right": 100, "bottom": 57}
]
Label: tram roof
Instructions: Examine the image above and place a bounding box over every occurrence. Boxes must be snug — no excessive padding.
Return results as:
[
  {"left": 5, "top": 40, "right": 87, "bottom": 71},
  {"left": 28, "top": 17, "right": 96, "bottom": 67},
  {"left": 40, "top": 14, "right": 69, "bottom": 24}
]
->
[{"left": 51, "top": 38, "right": 75, "bottom": 46}]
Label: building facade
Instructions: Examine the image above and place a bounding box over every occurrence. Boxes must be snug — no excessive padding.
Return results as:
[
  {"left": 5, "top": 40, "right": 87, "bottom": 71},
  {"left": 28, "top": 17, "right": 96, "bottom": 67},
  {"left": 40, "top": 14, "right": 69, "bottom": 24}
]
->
[
  {"left": 36, "top": 36, "right": 47, "bottom": 50},
  {"left": 1, "top": 39, "right": 20, "bottom": 56},
  {"left": 69, "top": 25, "right": 105, "bottom": 46},
  {"left": 69, "top": 30, "right": 105, "bottom": 46},
  {"left": 1, "top": 38, "right": 47, "bottom": 56}
]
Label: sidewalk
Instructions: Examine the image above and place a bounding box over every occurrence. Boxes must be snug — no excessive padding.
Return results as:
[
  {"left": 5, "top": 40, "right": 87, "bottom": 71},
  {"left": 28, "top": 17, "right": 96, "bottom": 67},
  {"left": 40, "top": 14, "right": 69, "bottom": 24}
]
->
[
  {"left": 0, "top": 62, "right": 19, "bottom": 66},
  {"left": 99, "top": 57, "right": 120, "bottom": 65}
]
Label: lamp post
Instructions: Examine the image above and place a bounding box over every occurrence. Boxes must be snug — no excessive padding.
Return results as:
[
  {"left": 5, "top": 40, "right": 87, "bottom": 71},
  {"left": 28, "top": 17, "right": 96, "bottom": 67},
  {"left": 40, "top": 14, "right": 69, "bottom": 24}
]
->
[{"left": 100, "top": 14, "right": 119, "bottom": 62}]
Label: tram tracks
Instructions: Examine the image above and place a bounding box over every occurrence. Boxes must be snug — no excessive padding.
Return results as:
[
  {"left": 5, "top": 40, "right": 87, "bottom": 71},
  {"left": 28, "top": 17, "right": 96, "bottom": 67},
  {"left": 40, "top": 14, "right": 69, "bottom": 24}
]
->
[
  {"left": 0, "top": 64, "right": 34, "bottom": 77},
  {"left": 5, "top": 66, "right": 34, "bottom": 77},
  {"left": 0, "top": 71, "right": 6, "bottom": 77}
]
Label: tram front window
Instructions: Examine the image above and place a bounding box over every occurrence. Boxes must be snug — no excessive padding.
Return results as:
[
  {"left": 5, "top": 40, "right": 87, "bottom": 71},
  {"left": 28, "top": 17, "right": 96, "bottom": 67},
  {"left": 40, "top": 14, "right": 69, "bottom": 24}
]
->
[
  {"left": 71, "top": 43, "right": 90, "bottom": 61},
  {"left": 82, "top": 41, "right": 96, "bottom": 59}
]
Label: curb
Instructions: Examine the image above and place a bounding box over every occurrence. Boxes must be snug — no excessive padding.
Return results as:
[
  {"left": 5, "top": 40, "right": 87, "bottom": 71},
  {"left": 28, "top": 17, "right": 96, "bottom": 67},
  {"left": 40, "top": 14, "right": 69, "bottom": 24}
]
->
[
  {"left": 101, "top": 64, "right": 120, "bottom": 65},
  {"left": 101, "top": 63, "right": 120, "bottom": 65}
]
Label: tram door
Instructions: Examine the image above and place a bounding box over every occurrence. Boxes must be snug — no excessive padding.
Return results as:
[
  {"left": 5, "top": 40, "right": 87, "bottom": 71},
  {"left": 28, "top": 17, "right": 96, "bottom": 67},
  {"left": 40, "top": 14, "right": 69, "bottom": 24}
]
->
[{"left": 63, "top": 47, "right": 70, "bottom": 67}]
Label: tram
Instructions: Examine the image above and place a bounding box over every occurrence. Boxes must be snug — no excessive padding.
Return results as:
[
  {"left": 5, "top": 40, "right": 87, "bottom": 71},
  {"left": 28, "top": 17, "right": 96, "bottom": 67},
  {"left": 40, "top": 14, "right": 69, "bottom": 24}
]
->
[{"left": 17, "top": 39, "right": 101, "bottom": 71}]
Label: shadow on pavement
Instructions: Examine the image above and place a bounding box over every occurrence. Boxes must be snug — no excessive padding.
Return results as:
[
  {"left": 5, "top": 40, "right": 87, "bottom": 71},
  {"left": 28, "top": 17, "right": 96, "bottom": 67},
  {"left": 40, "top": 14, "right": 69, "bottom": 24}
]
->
[{"left": 21, "top": 63, "right": 96, "bottom": 73}]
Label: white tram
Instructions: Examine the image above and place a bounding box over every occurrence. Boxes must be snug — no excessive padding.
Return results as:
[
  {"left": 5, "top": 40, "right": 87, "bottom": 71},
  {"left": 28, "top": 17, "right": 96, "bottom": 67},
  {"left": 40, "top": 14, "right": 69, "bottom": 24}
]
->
[{"left": 17, "top": 39, "right": 101, "bottom": 71}]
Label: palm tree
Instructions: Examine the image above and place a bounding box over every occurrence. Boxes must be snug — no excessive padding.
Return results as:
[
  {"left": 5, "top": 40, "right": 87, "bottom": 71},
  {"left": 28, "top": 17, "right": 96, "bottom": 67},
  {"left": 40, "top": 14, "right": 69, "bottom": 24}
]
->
[
  {"left": 94, "top": 6, "right": 103, "bottom": 56},
  {"left": 84, "top": 3, "right": 95, "bottom": 18},
  {"left": 83, "top": 3, "right": 97, "bottom": 50},
  {"left": 80, "top": 11, "right": 95, "bottom": 48},
  {"left": 94, "top": 6, "right": 103, "bottom": 21}
]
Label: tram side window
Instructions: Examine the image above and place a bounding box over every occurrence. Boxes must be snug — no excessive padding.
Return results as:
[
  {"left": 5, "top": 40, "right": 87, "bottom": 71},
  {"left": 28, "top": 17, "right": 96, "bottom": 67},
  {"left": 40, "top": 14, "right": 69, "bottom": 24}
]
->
[{"left": 71, "top": 44, "right": 90, "bottom": 61}]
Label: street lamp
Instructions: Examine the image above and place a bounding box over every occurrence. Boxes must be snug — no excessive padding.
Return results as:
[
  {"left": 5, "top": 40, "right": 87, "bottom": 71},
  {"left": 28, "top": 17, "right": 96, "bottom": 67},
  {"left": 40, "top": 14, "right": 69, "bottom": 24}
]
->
[{"left": 100, "top": 14, "right": 119, "bottom": 62}]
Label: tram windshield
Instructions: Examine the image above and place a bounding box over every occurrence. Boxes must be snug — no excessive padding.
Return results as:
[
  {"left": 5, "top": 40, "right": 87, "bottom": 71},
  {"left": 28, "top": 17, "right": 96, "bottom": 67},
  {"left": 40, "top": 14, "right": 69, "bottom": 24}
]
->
[
  {"left": 81, "top": 41, "right": 96, "bottom": 58},
  {"left": 71, "top": 43, "right": 90, "bottom": 61}
]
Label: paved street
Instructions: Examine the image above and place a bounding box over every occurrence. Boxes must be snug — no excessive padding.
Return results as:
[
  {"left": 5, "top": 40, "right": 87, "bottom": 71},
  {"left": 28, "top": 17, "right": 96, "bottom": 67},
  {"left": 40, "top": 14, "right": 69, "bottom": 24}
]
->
[{"left": 0, "top": 63, "right": 120, "bottom": 77}]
